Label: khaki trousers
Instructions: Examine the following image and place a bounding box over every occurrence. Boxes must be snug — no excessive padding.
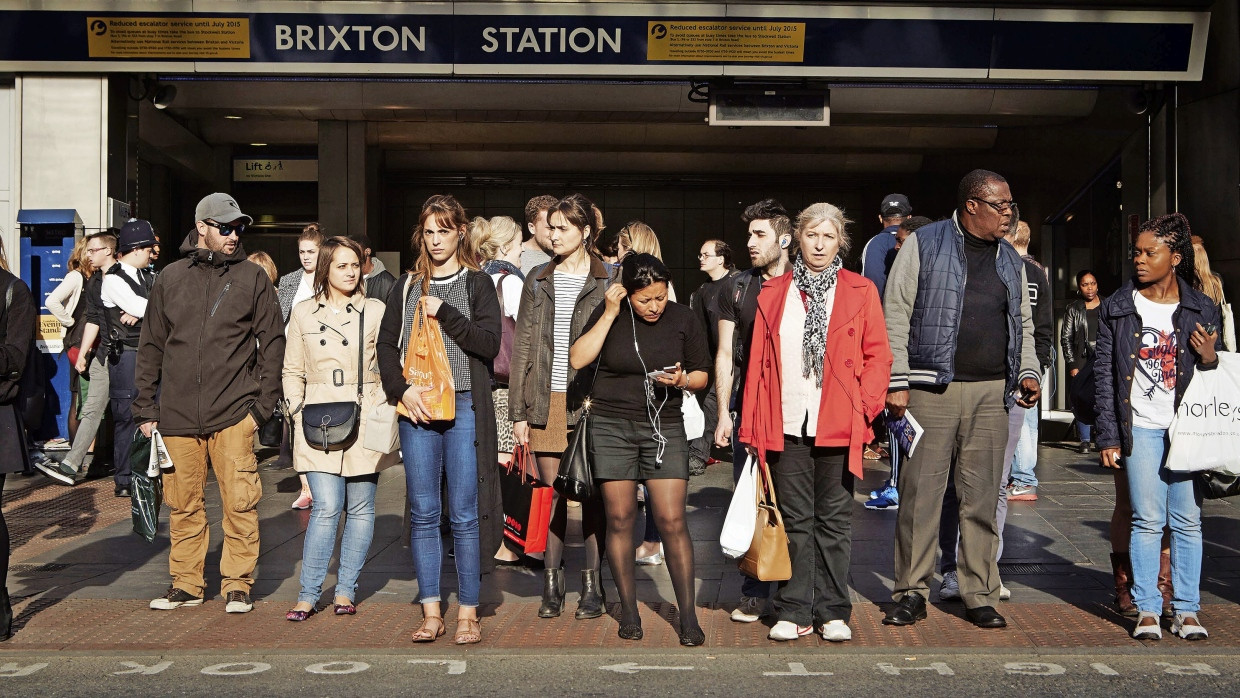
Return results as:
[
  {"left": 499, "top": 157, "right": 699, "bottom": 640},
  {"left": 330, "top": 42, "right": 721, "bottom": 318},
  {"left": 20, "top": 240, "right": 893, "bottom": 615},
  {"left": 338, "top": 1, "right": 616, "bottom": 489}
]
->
[
  {"left": 892, "top": 380, "right": 1008, "bottom": 609},
  {"left": 162, "top": 416, "right": 262, "bottom": 597}
]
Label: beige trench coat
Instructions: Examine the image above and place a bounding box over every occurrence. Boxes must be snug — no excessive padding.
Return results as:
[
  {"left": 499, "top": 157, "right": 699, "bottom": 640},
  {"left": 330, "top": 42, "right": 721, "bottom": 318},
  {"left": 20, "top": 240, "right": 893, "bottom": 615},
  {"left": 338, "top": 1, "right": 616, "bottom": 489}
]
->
[{"left": 283, "top": 295, "right": 390, "bottom": 476}]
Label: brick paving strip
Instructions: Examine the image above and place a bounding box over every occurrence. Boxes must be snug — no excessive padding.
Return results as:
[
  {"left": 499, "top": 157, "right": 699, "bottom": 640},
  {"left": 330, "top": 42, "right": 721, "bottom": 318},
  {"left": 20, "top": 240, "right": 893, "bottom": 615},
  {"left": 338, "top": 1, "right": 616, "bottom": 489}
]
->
[
  {"left": 3, "top": 599, "right": 1240, "bottom": 651},
  {"left": 4, "top": 477, "right": 132, "bottom": 564}
]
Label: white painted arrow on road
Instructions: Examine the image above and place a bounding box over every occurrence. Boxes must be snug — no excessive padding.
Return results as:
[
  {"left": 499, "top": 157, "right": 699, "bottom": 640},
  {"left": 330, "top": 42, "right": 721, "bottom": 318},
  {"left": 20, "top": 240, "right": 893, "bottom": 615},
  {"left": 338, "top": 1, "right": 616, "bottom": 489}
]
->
[
  {"left": 408, "top": 659, "right": 467, "bottom": 675},
  {"left": 599, "top": 662, "right": 694, "bottom": 674}
]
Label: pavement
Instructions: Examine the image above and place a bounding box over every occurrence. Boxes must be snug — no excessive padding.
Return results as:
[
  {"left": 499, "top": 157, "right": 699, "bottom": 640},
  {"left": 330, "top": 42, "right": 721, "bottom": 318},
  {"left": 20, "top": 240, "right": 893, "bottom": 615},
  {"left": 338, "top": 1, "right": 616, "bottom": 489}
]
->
[{"left": 3, "top": 438, "right": 1240, "bottom": 658}]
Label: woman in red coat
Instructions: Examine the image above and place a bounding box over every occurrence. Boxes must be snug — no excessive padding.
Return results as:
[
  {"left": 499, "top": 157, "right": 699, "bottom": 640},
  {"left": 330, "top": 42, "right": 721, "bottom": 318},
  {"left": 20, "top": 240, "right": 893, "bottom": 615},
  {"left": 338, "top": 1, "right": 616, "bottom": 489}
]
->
[{"left": 738, "top": 202, "right": 892, "bottom": 643}]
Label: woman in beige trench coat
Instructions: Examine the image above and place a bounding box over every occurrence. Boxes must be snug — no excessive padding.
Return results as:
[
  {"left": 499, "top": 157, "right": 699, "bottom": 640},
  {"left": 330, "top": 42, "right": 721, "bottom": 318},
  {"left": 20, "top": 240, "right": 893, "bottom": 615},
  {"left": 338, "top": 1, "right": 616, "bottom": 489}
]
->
[{"left": 283, "top": 236, "right": 390, "bottom": 620}]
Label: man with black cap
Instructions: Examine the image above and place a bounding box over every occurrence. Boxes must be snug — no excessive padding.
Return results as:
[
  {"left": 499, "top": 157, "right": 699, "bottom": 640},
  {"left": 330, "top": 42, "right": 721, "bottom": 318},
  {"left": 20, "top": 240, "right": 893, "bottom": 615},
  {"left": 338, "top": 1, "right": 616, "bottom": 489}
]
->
[
  {"left": 134, "top": 193, "right": 285, "bottom": 614},
  {"left": 860, "top": 193, "right": 912, "bottom": 298},
  {"left": 99, "top": 219, "right": 158, "bottom": 498}
]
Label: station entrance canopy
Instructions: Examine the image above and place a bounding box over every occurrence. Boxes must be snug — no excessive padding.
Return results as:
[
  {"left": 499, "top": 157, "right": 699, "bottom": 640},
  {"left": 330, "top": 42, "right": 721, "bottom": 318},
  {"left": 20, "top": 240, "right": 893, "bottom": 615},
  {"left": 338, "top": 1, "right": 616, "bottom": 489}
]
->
[{"left": 0, "top": 2, "right": 1210, "bottom": 81}]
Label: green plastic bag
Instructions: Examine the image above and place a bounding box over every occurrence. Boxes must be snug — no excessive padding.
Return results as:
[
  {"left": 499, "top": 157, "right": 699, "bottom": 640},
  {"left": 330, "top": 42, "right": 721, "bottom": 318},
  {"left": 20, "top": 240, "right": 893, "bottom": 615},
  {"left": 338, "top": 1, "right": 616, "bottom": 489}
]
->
[{"left": 128, "top": 432, "right": 163, "bottom": 543}]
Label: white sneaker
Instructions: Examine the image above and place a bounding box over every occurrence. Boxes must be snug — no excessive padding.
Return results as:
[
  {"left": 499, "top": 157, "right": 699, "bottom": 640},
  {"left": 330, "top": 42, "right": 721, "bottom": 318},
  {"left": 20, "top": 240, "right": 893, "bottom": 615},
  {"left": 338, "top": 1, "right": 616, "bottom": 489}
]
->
[
  {"left": 730, "top": 595, "right": 764, "bottom": 623},
  {"left": 939, "top": 570, "right": 961, "bottom": 601},
  {"left": 1171, "top": 613, "right": 1208, "bottom": 640},
  {"left": 1132, "top": 611, "right": 1162, "bottom": 640},
  {"left": 768, "top": 620, "right": 811, "bottom": 641},
  {"left": 820, "top": 619, "right": 852, "bottom": 642},
  {"left": 224, "top": 590, "right": 253, "bottom": 613},
  {"left": 999, "top": 583, "right": 1011, "bottom": 601}
]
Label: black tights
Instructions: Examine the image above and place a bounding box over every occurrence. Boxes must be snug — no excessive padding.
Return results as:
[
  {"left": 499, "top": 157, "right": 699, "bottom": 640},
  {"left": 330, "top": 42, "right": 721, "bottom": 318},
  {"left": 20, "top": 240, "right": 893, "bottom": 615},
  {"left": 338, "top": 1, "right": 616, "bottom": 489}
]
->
[
  {"left": 0, "top": 474, "right": 8, "bottom": 590},
  {"left": 600, "top": 478, "right": 700, "bottom": 633},
  {"left": 536, "top": 455, "right": 604, "bottom": 571}
]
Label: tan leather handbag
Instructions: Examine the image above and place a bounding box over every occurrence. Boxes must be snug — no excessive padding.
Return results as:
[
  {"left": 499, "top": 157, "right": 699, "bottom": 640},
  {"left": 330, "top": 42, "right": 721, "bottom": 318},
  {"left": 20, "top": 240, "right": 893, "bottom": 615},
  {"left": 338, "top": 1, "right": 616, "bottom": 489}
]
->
[{"left": 738, "top": 460, "right": 792, "bottom": 581}]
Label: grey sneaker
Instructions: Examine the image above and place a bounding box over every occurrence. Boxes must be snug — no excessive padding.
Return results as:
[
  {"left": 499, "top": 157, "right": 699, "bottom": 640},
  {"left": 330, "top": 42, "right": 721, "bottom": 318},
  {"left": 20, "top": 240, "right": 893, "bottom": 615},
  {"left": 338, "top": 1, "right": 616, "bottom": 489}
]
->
[
  {"left": 150, "top": 587, "right": 204, "bottom": 610},
  {"left": 225, "top": 590, "right": 253, "bottom": 613},
  {"left": 730, "top": 595, "right": 764, "bottom": 623},
  {"left": 939, "top": 570, "right": 961, "bottom": 601},
  {"left": 33, "top": 455, "right": 74, "bottom": 485},
  {"left": 688, "top": 455, "right": 707, "bottom": 477}
]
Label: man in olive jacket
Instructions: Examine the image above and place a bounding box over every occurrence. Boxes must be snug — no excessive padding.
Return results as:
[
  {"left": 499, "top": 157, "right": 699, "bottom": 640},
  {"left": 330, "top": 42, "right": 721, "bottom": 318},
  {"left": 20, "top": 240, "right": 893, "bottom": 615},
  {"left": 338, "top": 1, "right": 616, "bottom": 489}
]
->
[{"left": 134, "top": 193, "right": 285, "bottom": 614}]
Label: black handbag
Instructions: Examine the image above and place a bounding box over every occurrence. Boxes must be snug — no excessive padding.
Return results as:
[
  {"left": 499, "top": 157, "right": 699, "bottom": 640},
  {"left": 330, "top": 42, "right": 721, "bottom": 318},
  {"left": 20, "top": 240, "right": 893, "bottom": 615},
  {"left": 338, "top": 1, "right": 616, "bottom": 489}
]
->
[
  {"left": 300, "top": 308, "right": 365, "bottom": 452},
  {"left": 1197, "top": 470, "right": 1240, "bottom": 499},
  {"left": 257, "top": 402, "right": 284, "bottom": 448},
  {"left": 554, "top": 361, "right": 600, "bottom": 502}
]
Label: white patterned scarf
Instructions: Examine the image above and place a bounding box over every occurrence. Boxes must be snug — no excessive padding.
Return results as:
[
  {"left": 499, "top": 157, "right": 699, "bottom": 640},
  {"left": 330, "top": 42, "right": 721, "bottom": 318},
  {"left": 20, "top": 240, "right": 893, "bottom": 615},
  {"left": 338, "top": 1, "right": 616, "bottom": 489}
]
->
[{"left": 792, "top": 254, "right": 842, "bottom": 388}]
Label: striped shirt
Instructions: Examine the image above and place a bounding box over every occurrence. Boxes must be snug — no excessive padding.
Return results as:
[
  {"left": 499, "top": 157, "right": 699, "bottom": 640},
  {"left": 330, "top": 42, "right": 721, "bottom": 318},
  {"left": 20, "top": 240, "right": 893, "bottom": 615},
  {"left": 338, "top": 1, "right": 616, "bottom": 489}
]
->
[{"left": 550, "top": 271, "right": 588, "bottom": 392}]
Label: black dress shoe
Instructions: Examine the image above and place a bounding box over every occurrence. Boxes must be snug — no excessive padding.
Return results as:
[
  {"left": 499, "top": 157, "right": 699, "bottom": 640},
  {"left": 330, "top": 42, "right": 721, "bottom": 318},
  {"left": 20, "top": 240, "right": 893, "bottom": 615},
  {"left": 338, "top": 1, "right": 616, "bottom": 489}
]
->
[
  {"left": 965, "top": 605, "right": 1007, "bottom": 628},
  {"left": 882, "top": 592, "right": 927, "bottom": 626}
]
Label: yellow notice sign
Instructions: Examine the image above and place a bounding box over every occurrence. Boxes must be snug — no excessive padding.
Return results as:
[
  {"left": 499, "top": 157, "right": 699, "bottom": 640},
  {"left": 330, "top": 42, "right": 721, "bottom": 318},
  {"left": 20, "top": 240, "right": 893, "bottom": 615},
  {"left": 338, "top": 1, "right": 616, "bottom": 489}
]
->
[
  {"left": 37, "top": 314, "right": 63, "bottom": 353},
  {"left": 86, "top": 17, "right": 250, "bottom": 59},
  {"left": 647, "top": 21, "right": 805, "bottom": 62}
]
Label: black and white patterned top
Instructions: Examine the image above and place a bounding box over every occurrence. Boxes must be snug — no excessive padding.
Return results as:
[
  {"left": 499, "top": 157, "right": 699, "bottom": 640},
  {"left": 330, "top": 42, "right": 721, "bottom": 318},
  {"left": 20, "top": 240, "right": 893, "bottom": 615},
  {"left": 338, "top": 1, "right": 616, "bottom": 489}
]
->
[
  {"left": 551, "top": 271, "right": 588, "bottom": 392},
  {"left": 402, "top": 269, "right": 472, "bottom": 392}
]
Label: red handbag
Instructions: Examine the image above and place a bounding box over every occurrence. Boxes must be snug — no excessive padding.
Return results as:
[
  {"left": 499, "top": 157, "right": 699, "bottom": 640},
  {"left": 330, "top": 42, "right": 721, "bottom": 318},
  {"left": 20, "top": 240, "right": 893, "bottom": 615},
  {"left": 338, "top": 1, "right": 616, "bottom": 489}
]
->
[{"left": 500, "top": 444, "right": 553, "bottom": 554}]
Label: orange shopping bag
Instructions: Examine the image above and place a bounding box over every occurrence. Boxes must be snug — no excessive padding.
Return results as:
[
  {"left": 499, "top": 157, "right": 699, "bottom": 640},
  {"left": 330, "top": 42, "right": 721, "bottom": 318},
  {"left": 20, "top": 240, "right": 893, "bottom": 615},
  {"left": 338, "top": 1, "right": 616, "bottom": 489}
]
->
[{"left": 397, "top": 300, "right": 456, "bottom": 421}]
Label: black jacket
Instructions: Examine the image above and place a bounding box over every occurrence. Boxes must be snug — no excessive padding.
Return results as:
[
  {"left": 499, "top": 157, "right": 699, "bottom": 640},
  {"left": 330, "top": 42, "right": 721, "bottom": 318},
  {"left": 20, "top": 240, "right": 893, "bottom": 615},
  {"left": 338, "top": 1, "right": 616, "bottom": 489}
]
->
[
  {"left": 1094, "top": 278, "right": 1221, "bottom": 456},
  {"left": 134, "top": 231, "right": 286, "bottom": 435},
  {"left": 1022, "top": 257, "right": 1054, "bottom": 373},
  {"left": 0, "top": 271, "right": 35, "bottom": 404},
  {"left": 1061, "top": 297, "right": 1105, "bottom": 370}
]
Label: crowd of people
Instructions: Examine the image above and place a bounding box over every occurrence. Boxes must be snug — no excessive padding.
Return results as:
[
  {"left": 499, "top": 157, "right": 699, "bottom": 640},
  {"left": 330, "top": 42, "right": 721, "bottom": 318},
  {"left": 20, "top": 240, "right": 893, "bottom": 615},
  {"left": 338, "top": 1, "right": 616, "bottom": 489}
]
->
[{"left": 0, "top": 169, "right": 1227, "bottom": 646}]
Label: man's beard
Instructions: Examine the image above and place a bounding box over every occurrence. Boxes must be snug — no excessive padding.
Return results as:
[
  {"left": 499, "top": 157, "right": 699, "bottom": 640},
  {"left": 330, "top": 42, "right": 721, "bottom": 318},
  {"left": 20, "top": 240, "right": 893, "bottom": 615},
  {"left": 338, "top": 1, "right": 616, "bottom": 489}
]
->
[{"left": 751, "top": 245, "right": 779, "bottom": 270}]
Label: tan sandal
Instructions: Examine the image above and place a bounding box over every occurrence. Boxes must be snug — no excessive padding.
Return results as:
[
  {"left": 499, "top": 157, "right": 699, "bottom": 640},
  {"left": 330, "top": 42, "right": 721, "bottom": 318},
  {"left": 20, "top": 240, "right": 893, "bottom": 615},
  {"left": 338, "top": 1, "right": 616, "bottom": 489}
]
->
[
  {"left": 411, "top": 615, "right": 445, "bottom": 642},
  {"left": 454, "top": 617, "right": 481, "bottom": 645}
]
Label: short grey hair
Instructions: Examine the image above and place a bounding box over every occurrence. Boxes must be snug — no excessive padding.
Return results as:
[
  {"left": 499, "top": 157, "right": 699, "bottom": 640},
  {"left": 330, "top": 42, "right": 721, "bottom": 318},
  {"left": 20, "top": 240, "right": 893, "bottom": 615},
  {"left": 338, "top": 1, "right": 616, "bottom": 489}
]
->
[{"left": 794, "top": 202, "right": 852, "bottom": 257}]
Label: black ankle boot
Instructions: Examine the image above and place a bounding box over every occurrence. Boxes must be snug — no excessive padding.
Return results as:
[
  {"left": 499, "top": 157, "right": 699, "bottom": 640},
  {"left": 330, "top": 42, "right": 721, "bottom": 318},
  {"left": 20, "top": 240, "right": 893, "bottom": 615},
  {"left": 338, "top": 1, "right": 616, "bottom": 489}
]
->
[
  {"left": 575, "top": 569, "right": 606, "bottom": 620},
  {"left": 538, "top": 568, "right": 566, "bottom": 618},
  {"left": 1, "top": 587, "right": 12, "bottom": 641}
]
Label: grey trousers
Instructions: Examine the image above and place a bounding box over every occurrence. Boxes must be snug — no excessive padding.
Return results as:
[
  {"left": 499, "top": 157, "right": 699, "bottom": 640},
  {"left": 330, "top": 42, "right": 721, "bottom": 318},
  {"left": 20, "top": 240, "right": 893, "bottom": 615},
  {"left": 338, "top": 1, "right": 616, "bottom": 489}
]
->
[
  {"left": 62, "top": 356, "right": 110, "bottom": 471},
  {"left": 939, "top": 402, "right": 1022, "bottom": 572},
  {"left": 893, "top": 380, "right": 1007, "bottom": 609}
]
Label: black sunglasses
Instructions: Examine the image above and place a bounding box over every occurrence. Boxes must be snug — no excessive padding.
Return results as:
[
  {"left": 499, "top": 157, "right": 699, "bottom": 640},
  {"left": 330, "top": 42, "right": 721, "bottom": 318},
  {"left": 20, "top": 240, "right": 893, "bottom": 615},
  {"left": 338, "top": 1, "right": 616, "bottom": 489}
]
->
[
  {"left": 970, "top": 198, "right": 1017, "bottom": 214},
  {"left": 203, "top": 220, "right": 246, "bottom": 236}
]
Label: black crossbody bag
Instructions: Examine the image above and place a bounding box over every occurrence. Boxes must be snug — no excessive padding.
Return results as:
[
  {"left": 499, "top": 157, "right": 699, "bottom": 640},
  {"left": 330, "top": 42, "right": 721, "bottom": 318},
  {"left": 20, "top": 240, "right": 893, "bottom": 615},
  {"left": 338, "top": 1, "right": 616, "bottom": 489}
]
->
[{"left": 301, "top": 309, "right": 365, "bottom": 452}]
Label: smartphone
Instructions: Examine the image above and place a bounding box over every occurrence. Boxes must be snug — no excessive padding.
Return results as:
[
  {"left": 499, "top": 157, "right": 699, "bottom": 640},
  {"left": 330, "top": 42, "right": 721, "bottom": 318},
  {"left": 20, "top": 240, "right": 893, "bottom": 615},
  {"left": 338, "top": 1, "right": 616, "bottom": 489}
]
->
[
  {"left": 647, "top": 366, "right": 679, "bottom": 381},
  {"left": 1205, "top": 322, "right": 1218, "bottom": 335}
]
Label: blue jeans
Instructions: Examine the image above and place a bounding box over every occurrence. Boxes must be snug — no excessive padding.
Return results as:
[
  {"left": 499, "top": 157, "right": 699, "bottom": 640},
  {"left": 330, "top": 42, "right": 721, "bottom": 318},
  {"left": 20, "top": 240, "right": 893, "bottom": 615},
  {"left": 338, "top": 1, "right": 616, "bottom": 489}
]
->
[
  {"left": 298, "top": 471, "right": 378, "bottom": 605},
  {"left": 401, "top": 392, "right": 480, "bottom": 607},
  {"left": 1008, "top": 405, "right": 1039, "bottom": 488},
  {"left": 1127, "top": 426, "right": 1202, "bottom": 614},
  {"left": 1078, "top": 422, "right": 1092, "bottom": 443}
]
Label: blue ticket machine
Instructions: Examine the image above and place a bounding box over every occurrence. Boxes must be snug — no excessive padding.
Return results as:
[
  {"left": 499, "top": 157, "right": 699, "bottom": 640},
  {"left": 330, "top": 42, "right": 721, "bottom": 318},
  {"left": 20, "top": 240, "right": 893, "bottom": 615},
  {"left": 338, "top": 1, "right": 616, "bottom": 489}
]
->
[{"left": 17, "top": 209, "right": 81, "bottom": 441}]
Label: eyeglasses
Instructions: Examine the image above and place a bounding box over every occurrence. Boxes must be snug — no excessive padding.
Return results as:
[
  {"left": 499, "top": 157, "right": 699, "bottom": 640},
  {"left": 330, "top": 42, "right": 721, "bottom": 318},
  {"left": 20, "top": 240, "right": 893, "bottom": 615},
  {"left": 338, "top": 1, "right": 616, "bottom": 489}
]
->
[
  {"left": 970, "top": 198, "right": 1017, "bottom": 214},
  {"left": 86, "top": 247, "right": 108, "bottom": 254},
  {"left": 203, "top": 220, "right": 246, "bottom": 236},
  {"left": 698, "top": 253, "right": 718, "bottom": 260}
]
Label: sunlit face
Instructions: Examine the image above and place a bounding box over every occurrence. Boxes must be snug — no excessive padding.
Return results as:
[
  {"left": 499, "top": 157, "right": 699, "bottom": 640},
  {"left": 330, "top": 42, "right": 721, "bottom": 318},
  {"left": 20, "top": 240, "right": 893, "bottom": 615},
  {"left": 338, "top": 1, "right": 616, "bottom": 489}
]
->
[
  {"left": 85, "top": 240, "right": 113, "bottom": 267},
  {"left": 529, "top": 209, "right": 554, "bottom": 253},
  {"left": 1078, "top": 273, "right": 1099, "bottom": 300},
  {"left": 547, "top": 211, "right": 588, "bottom": 257},
  {"left": 699, "top": 242, "right": 723, "bottom": 274},
  {"left": 198, "top": 220, "right": 241, "bottom": 255},
  {"left": 1132, "top": 231, "right": 1179, "bottom": 285},
  {"left": 963, "top": 181, "right": 1015, "bottom": 241},
  {"left": 422, "top": 214, "right": 462, "bottom": 264},
  {"left": 629, "top": 281, "right": 669, "bottom": 323},
  {"left": 328, "top": 246, "right": 361, "bottom": 297},
  {"left": 799, "top": 220, "right": 841, "bottom": 273},
  {"left": 127, "top": 246, "right": 154, "bottom": 269},
  {"left": 298, "top": 240, "right": 319, "bottom": 273},
  {"left": 747, "top": 219, "right": 784, "bottom": 268}
]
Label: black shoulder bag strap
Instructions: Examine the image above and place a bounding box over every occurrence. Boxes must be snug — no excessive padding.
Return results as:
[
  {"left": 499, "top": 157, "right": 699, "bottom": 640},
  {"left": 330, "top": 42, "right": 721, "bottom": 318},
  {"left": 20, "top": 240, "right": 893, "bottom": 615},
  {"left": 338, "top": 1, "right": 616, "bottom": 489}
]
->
[{"left": 355, "top": 307, "right": 365, "bottom": 404}]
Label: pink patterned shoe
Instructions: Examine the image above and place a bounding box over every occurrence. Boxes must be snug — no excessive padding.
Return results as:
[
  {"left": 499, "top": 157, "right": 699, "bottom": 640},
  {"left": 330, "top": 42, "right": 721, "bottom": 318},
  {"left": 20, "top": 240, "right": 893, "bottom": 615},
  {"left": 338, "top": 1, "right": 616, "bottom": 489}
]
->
[{"left": 291, "top": 491, "right": 312, "bottom": 510}]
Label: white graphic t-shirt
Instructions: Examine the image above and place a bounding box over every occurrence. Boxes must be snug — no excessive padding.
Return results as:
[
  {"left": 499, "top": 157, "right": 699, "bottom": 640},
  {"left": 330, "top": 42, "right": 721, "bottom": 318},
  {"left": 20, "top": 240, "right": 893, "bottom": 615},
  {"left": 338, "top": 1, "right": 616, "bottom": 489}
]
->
[{"left": 1130, "top": 291, "right": 1179, "bottom": 430}]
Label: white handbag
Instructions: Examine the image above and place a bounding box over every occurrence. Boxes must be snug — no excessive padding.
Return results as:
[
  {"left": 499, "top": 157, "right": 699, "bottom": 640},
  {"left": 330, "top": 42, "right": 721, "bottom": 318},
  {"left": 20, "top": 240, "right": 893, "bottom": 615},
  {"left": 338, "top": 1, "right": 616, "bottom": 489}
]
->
[
  {"left": 1167, "top": 353, "right": 1240, "bottom": 474},
  {"left": 363, "top": 402, "right": 401, "bottom": 454},
  {"left": 719, "top": 453, "right": 759, "bottom": 558},
  {"left": 681, "top": 390, "right": 705, "bottom": 440}
]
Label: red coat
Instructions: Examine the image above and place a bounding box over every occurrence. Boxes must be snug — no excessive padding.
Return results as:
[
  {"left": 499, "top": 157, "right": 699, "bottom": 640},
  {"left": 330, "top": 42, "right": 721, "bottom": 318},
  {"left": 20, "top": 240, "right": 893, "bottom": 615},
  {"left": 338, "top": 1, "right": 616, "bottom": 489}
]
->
[{"left": 738, "top": 269, "right": 893, "bottom": 478}]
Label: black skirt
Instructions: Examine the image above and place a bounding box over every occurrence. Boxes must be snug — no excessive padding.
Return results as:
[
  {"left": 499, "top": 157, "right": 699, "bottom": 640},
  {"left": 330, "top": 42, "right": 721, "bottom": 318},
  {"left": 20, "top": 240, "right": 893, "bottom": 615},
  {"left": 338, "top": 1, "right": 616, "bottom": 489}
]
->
[{"left": 0, "top": 402, "right": 32, "bottom": 474}]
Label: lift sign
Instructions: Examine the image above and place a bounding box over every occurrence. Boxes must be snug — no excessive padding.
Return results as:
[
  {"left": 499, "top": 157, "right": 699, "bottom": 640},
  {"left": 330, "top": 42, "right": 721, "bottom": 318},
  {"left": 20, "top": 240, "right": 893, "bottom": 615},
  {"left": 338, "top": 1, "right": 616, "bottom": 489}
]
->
[
  {"left": 86, "top": 17, "right": 250, "bottom": 59},
  {"left": 646, "top": 21, "right": 805, "bottom": 62}
]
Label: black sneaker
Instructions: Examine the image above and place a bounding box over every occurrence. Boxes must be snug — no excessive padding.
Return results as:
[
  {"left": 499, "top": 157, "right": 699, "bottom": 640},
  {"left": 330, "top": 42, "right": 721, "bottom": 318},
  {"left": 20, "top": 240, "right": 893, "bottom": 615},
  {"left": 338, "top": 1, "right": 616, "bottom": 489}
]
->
[
  {"left": 225, "top": 590, "right": 253, "bottom": 614},
  {"left": 33, "top": 456, "right": 74, "bottom": 485},
  {"left": 688, "top": 455, "right": 707, "bottom": 477},
  {"left": 115, "top": 487, "right": 131, "bottom": 498},
  {"left": 150, "top": 587, "right": 204, "bottom": 610}
]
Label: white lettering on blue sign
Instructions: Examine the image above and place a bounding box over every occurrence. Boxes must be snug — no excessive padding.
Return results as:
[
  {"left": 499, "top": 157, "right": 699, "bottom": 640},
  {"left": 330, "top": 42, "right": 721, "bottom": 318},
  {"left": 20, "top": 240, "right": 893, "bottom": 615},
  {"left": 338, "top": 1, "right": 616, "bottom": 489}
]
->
[
  {"left": 275, "top": 25, "right": 426, "bottom": 52},
  {"left": 481, "top": 26, "right": 621, "bottom": 54}
]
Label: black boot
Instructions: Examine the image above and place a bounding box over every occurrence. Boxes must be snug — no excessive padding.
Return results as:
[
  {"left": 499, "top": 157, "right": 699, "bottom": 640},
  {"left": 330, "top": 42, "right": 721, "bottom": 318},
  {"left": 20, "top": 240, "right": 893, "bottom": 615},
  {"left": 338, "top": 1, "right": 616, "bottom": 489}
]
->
[
  {"left": 538, "top": 567, "right": 566, "bottom": 618},
  {"left": 1, "top": 587, "right": 12, "bottom": 641},
  {"left": 575, "top": 569, "right": 606, "bottom": 620}
]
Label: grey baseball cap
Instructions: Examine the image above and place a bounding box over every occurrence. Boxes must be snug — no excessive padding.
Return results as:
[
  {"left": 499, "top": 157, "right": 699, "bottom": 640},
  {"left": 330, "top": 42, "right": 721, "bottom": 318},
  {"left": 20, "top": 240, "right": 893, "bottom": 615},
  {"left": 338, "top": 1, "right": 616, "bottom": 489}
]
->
[{"left": 194, "top": 193, "right": 253, "bottom": 225}]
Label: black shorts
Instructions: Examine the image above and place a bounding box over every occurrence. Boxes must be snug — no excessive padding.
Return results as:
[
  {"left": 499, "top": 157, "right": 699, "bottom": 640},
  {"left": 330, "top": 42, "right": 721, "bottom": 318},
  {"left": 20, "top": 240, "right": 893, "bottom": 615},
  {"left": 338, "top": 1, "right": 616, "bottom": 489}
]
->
[{"left": 589, "top": 413, "right": 688, "bottom": 481}]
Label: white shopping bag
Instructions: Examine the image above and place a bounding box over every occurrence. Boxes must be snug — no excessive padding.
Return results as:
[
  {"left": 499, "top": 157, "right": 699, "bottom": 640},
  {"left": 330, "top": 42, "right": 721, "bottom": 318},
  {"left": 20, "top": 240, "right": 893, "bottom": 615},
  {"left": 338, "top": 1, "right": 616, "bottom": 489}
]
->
[
  {"left": 720, "top": 453, "right": 759, "bottom": 558},
  {"left": 1167, "top": 353, "right": 1240, "bottom": 474},
  {"left": 681, "top": 390, "right": 705, "bottom": 441},
  {"left": 148, "top": 430, "right": 173, "bottom": 477}
]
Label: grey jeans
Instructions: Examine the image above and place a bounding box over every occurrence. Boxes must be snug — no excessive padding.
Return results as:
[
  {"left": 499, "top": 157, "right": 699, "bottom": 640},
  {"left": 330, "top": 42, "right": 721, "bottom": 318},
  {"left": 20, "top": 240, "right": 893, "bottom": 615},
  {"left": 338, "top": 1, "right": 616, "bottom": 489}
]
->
[{"left": 62, "top": 356, "right": 110, "bottom": 470}]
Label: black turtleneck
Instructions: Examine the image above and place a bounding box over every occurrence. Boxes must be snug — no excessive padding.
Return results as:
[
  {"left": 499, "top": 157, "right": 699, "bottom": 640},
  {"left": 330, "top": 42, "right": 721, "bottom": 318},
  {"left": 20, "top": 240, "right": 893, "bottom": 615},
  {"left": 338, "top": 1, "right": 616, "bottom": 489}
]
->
[{"left": 954, "top": 230, "right": 1009, "bottom": 382}]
